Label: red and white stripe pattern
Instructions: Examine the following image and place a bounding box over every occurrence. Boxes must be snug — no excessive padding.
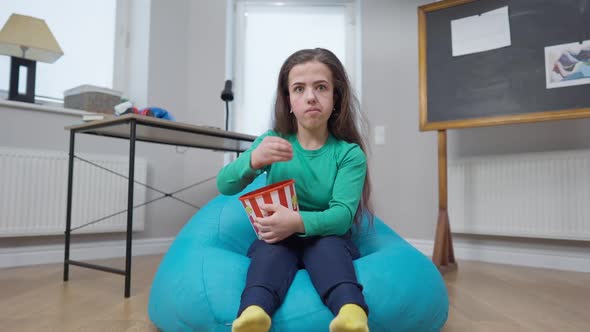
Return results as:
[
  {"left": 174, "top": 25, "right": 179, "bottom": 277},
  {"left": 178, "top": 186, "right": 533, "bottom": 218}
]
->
[{"left": 239, "top": 179, "right": 298, "bottom": 237}]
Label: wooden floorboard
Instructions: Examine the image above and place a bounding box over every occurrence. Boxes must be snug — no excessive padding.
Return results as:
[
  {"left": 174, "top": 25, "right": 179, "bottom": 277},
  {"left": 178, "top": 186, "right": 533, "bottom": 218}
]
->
[
  {"left": 442, "top": 261, "right": 590, "bottom": 332},
  {"left": 0, "top": 255, "right": 159, "bottom": 332},
  {"left": 1, "top": 256, "right": 589, "bottom": 331}
]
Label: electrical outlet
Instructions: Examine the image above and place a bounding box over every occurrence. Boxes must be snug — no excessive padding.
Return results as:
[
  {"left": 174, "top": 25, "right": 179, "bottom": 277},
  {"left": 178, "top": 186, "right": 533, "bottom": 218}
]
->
[{"left": 374, "top": 126, "right": 385, "bottom": 145}]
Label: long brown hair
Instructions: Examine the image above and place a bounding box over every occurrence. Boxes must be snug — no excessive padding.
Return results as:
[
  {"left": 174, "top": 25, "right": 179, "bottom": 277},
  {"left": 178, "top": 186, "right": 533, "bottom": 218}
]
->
[{"left": 272, "top": 48, "right": 373, "bottom": 227}]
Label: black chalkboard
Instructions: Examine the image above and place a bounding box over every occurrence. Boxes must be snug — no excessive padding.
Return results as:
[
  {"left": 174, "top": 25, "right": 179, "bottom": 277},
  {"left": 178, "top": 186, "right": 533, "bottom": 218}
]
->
[{"left": 418, "top": 0, "right": 590, "bottom": 131}]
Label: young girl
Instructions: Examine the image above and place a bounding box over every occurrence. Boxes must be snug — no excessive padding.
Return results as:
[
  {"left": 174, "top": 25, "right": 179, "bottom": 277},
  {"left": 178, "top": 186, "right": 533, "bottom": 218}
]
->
[{"left": 217, "top": 48, "right": 372, "bottom": 332}]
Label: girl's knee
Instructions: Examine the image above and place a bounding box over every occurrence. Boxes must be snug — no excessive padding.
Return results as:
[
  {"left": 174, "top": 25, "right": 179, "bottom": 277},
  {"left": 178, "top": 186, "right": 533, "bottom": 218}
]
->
[
  {"left": 316, "top": 235, "right": 347, "bottom": 246},
  {"left": 309, "top": 236, "right": 359, "bottom": 258}
]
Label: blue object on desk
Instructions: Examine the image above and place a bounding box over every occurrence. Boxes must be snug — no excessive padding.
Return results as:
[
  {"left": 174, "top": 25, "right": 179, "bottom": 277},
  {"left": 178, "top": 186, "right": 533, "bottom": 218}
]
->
[
  {"left": 147, "top": 107, "right": 175, "bottom": 120},
  {"left": 148, "top": 174, "right": 449, "bottom": 331}
]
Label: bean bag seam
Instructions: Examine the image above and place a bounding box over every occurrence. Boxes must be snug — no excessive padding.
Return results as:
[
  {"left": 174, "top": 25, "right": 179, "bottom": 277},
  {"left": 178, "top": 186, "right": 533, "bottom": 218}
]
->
[
  {"left": 217, "top": 199, "right": 225, "bottom": 243},
  {"left": 201, "top": 256, "right": 220, "bottom": 326}
]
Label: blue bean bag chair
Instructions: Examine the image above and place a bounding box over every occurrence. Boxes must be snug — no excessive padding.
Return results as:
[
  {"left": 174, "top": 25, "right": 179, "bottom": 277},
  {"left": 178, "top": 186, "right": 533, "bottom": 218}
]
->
[{"left": 148, "top": 175, "right": 448, "bottom": 331}]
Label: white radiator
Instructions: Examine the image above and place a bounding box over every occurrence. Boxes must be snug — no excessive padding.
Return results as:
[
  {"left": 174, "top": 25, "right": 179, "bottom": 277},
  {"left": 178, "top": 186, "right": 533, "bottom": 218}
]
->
[
  {"left": 0, "top": 147, "right": 147, "bottom": 237},
  {"left": 448, "top": 149, "right": 590, "bottom": 241}
]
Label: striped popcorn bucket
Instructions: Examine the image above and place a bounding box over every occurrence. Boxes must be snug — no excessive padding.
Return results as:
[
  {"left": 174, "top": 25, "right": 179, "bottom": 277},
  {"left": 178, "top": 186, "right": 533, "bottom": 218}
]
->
[{"left": 238, "top": 179, "right": 298, "bottom": 238}]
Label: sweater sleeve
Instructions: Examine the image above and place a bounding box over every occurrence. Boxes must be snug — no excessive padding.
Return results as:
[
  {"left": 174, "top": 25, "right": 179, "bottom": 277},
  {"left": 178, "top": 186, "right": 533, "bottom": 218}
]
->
[
  {"left": 299, "top": 145, "right": 367, "bottom": 236},
  {"left": 216, "top": 131, "right": 273, "bottom": 195}
]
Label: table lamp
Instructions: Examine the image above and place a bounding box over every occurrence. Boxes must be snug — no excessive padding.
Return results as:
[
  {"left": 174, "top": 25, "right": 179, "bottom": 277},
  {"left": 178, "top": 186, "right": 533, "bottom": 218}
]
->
[{"left": 0, "top": 13, "right": 63, "bottom": 103}]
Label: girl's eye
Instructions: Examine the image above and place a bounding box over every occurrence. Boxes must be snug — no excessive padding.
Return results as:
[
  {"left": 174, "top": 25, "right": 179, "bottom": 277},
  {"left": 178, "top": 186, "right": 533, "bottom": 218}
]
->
[
  {"left": 317, "top": 85, "right": 327, "bottom": 91},
  {"left": 294, "top": 86, "right": 304, "bottom": 93}
]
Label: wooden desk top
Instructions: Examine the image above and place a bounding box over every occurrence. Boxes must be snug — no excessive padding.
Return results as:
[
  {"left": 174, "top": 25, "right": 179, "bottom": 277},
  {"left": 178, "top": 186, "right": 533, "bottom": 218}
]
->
[{"left": 65, "top": 114, "right": 256, "bottom": 152}]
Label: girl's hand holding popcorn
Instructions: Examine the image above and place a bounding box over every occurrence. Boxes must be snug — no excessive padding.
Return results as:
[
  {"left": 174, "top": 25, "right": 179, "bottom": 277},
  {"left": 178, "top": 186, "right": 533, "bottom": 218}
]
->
[{"left": 254, "top": 203, "right": 304, "bottom": 243}]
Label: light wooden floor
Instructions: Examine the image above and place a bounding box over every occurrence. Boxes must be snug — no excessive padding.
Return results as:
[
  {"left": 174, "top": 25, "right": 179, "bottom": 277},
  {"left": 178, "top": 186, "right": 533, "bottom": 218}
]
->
[
  {"left": 443, "top": 261, "right": 590, "bottom": 332},
  {"left": 1, "top": 255, "right": 589, "bottom": 332},
  {"left": 0, "top": 255, "right": 159, "bottom": 332}
]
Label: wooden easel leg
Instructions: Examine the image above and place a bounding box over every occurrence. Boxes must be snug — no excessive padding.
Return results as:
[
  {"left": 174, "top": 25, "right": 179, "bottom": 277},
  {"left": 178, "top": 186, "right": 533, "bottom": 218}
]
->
[
  {"left": 432, "top": 130, "right": 457, "bottom": 274},
  {"left": 433, "top": 209, "right": 456, "bottom": 273}
]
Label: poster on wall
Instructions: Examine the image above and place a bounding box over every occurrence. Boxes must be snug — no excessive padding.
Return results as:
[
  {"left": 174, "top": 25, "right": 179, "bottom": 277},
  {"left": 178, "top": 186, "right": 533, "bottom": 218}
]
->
[{"left": 545, "top": 41, "right": 590, "bottom": 89}]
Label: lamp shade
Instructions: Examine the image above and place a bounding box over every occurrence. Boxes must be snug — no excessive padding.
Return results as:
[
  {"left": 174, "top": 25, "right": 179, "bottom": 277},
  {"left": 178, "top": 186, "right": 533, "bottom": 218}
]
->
[{"left": 0, "top": 13, "right": 63, "bottom": 63}]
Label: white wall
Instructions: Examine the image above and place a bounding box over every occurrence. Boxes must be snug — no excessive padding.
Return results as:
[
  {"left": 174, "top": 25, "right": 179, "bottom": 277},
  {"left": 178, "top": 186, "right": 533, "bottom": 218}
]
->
[
  {"left": 448, "top": 119, "right": 590, "bottom": 158},
  {"left": 181, "top": 0, "right": 229, "bottom": 205},
  {"left": 362, "top": 0, "right": 438, "bottom": 239}
]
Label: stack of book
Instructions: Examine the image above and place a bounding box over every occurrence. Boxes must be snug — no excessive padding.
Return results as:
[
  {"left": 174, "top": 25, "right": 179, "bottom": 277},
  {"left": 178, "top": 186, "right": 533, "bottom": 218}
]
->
[{"left": 82, "top": 113, "right": 116, "bottom": 122}]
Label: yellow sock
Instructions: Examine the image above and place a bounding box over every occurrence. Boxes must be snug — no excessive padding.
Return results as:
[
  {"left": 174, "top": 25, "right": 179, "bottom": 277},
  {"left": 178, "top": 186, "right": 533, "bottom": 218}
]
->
[
  {"left": 329, "top": 304, "right": 369, "bottom": 332},
  {"left": 232, "top": 305, "right": 271, "bottom": 332}
]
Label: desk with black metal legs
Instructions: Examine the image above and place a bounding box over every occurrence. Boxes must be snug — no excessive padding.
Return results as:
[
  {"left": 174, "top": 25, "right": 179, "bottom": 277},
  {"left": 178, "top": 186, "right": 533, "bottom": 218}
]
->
[{"left": 63, "top": 114, "right": 255, "bottom": 297}]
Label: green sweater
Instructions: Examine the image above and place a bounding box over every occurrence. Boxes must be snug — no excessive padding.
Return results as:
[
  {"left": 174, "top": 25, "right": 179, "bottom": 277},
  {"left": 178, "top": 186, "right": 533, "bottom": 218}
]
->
[{"left": 217, "top": 130, "right": 367, "bottom": 236}]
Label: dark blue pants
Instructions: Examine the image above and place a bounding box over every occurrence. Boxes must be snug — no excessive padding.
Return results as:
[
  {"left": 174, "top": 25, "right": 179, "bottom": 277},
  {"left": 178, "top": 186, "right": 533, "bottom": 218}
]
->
[{"left": 237, "top": 233, "right": 368, "bottom": 317}]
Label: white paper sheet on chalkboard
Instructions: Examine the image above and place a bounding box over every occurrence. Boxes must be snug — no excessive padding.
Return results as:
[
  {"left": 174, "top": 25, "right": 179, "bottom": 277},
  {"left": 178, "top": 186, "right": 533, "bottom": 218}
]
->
[{"left": 451, "top": 6, "right": 511, "bottom": 57}]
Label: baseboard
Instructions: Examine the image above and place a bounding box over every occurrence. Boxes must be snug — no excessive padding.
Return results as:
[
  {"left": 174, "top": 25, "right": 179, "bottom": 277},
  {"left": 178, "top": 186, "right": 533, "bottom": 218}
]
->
[
  {"left": 407, "top": 238, "right": 590, "bottom": 273},
  {"left": 4, "top": 236, "right": 588, "bottom": 273},
  {"left": 0, "top": 237, "right": 174, "bottom": 268}
]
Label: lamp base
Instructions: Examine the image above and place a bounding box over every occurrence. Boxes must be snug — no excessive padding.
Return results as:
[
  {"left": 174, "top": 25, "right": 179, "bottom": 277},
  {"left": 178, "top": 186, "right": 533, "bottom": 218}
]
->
[{"left": 8, "top": 56, "right": 36, "bottom": 103}]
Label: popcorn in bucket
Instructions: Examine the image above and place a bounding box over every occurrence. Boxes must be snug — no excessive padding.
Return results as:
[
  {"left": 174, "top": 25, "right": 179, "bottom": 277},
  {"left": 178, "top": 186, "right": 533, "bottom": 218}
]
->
[{"left": 238, "top": 179, "right": 298, "bottom": 238}]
